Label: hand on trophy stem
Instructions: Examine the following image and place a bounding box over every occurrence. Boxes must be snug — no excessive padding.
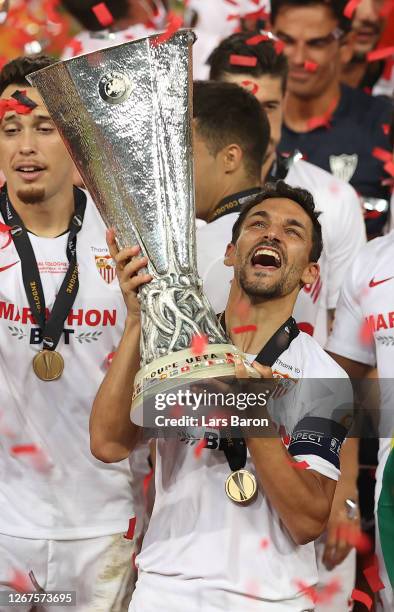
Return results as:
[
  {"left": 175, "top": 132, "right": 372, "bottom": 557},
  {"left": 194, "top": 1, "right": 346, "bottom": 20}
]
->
[{"left": 106, "top": 228, "right": 153, "bottom": 324}]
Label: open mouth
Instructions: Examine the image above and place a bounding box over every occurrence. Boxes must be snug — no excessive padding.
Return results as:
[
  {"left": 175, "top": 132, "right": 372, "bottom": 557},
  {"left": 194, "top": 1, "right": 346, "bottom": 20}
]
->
[
  {"left": 15, "top": 164, "right": 45, "bottom": 180},
  {"left": 251, "top": 247, "right": 282, "bottom": 269}
]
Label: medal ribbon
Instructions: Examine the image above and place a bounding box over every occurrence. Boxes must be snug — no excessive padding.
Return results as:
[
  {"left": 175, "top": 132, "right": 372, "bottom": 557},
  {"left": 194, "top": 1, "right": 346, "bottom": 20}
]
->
[
  {"left": 0, "top": 187, "right": 86, "bottom": 351},
  {"left": 219, "top": 314, "right": 300, "bottom": 471},
  {"left": 208, "top": 187, "right": 263, "bottom": 223}
]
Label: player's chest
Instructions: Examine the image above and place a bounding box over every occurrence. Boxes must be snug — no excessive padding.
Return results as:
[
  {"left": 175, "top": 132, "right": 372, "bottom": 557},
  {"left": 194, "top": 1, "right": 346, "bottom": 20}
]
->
[{"left": 360, "top": 262, "right": 394, "bottom": 354}]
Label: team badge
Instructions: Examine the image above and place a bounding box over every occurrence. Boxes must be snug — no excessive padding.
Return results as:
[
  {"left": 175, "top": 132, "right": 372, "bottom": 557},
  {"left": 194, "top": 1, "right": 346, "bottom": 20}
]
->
[
  {"left": 329, "top": 154, "right": 358, "bottom": 183},
  {"left": 95, "top": 254, "right": 116, "bottom": 284}
]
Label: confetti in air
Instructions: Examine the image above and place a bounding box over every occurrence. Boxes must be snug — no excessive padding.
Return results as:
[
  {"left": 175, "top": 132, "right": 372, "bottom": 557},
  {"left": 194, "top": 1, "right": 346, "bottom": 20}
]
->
[
  {"left": 241, "top": 80, "right": 259, "bottom": 95},
  {"left": 151, "top": 11, "right": 183, "bottom": 47},
  {"left": 124, "top": 517, "right": 137, "bottom": 540},
  {"left": 191, "top": 334, "right": 208, "bottom": 356},
  {"left": 288, "top": 459, "right": 310, "bottom": 470},
  {"left": 363, "top": 558, "right": 385, "bottom": 593},
  {"left": 304, "top": 60, "right": 318, "bottom": 72},
  {"left": 232, "top": 324, "right": 257, "bottom": 334},
  {"left": 229, "top": 54, "right": 258, "bottom": 67},
  {"left": 351, "top": 588, "right": 373, "bottom": 610},
  {"left": 92, "top": 2, "right": 114, "bottom": 27},
  {"left": 343, "top": 0, "right": 361, "bottom": 18},
  {"left": 194, "top": 437, "right": 208, "bottom": 458}
]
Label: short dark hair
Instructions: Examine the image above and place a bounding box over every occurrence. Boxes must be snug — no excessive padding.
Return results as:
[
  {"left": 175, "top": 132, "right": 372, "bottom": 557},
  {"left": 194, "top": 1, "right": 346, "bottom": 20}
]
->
[
  {"left": 231, "top": 180, "right": 323, "bottom": 262},
  {"left": 60, "top": 0, "right": 129, "bottom": 31},
  {"left": 193, "top": 80, "right": 270, "bottom": 181},
  {"left": 270, "top": 0, "right": 352, "bottom": 34},
  {"left": 208, "top": 32, "right": 288, "bottom": 94},
  {"left": 0, "top": 55, "right": 56, "bottom": 96}
]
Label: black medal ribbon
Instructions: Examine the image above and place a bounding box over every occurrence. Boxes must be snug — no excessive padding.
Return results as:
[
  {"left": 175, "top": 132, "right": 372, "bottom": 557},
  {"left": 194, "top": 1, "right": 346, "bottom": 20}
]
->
[
  {"left": 219, "top": 313, "right": 300, "bottom": 472},
  {"left": 0, "top": 186, "right": 86, "bottom": 351},
  {"left": 208, "top": 187, "right": 263, "bottom": 223}
]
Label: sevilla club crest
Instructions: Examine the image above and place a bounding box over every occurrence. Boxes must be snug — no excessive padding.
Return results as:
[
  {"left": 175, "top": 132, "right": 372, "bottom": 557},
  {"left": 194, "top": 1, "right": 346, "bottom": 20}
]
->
[
  {"left": 329, "top": 154, "right": 358, "bottom": 183},
  {"left": 95, "top": 254, "right": 116, "bottom": 284}
]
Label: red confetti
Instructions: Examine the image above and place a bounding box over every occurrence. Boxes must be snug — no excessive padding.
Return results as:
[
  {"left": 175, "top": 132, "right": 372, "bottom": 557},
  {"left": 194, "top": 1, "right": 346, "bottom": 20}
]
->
[
  {"left": 0, "top": 98, "right": 36, "bottom": 122},
  {"left": 6, "top": 569, "right": 30, "bottom": 593},
  {"left": 243, "top": 8, "right": 270, "bottom": 22},
  {"left": 296, "top": 579, "right": 341, "bottom": 604},
  {"left": 106, "top": 351, "right": 115, "bottom": 367},
  {"left": 384, "top": 161, "right": 394, "bottom": 177},
  {"left": 363, "top": 560, "right": 385, "bottom": 593},
  {"left": 143, "top": 468, "right": 154, "bottom": 496},
  {"left": 194, "top": 437, "right": 207, "bottom": 458},
  {"left": 231, "top": 324, "right": 257, "bottom": 334},
  {"left": 11, "top": 444, "right": 38, "bottom": 454},
  {"left": 124, "top": 516, "right": 136, "bottom": 540},
  {"left": 246, "top": 34, "right": 270, "bottom": 45},
  {"left": 372, "top": 147, "right": 392, "bottom": 163},
  {"left": 224, "top": 0, "right": 239, "bottom": 4},
  {"left": 274, "top": 40, "right": 285, "bottom": 54},
  {"left": 260, "top": 538, "right": 269, "bottom": 549},
  {"left": 229, "top": 54, "right": 258, "bottom": 67},
  {"left": 306, "top": 97, "right": 337, "bottom": 131},
  {"left": 343, "top": 0, "right": 361, "bottom": 18},
  {"left": 288, "top": 459, "right": 309, "bottom": 469},
  {"left": 241, "top": 80, "right": 259, "bottom": 95},
  {"left": 379, "top": 0, "right": 394, "bottom": 16},
  {"left": 0, "top": 222, "right": 11, "bottom": 233},
  {"left": 151, "top": 12, "right": 183, "bottom": 47},
  {"left": 304, "top": 60, "right": 318, "bottom": 72},
  {"left": 191, "top": 333, "right": 208, "bottom": 356},
  {"left": 92, "top": 3, "right": 114, "bottom": 27},
  {"left": 351, "top": 589, "right": 373, "bottom": 610},
  {"left": 67, "top": 38, "right": 83, "bottom": 57},
  {"left": 367, "top": 46, "right": 394, "bottom": 62},
  {"left": 359, "top": 319, "right": 374, "bottom": 345},
  {"left": 382, "top": 124, "right": 390, "bottom": 135}
]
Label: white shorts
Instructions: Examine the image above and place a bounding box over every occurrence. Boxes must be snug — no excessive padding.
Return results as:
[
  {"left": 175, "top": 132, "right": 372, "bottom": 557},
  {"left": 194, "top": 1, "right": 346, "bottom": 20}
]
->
[
  {"left": 314, "top": 534, "right": 356, "bottom": 612},
  {"left": 0, "top": 532, "right": 136, "bottom": 612}
]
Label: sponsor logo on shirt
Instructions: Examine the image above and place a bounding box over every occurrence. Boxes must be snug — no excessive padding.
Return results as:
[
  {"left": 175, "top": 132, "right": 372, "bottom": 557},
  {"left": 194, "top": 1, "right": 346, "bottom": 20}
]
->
[
  {"left": 364, "top": 312, "right": 394, "bottom": 332},
  {"left": 369, "top": 276, "right": 394, "bottom": 288},
  {"left": 329, "top": 153, "right": 358, "bottom": 183},
  {"left": 0, "top": 261, "right": 18, "bottom": 273}
]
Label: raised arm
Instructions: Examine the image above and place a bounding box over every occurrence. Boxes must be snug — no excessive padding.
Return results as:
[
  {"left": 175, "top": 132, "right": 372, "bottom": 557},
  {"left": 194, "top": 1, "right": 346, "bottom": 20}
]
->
[
  {"left": 242, "top": 361, "right": 341, "bottom": 546},
  {"left": 89, "top": 229, "right": 152, "bottom": 463}
]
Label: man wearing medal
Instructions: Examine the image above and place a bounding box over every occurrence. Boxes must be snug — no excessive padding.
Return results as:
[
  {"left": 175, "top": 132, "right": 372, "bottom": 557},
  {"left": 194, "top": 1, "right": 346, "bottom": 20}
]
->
[
  {"left": 91, "top": 180, "right": 352, "bottom": 611},
  {"left": 0, "top": 56, "right": 149, "bottom": 610}
]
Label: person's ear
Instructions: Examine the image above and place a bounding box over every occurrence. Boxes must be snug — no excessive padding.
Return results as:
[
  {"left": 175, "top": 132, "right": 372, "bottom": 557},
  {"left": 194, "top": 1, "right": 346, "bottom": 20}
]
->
[
  {"left": 300, "top": 262, "right": 319, "bottom": 286},
  {"left": 224, "top": 242, "right": 236, "bottom": 267},
  {"left": 221, "top": 143, "right": 243, "bottom": 174},
  {"left": 339, "top": 31, "right": 355, "bottom": 65}
]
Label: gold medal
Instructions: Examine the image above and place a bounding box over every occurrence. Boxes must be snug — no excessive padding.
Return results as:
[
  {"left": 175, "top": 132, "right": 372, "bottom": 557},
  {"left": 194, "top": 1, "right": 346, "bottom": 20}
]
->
[
  {"left": 33, "top": 350, "right": 64, "bottom": 381},
  {"left": 225, "top": 469, "right": 257, "bottom": 505}
]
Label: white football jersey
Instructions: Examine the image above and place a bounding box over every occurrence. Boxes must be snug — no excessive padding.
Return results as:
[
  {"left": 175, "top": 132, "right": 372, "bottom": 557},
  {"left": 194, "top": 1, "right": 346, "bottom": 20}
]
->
[
  {"left": 326, "top": 231, "right": 394, "bottom": 496},
  {"left": 326, "top": 233, "right": 394, "bottom": 609},
  {"left": 131, "top": 332, "right": 351, "bottom": 611},
  {"left": 0, "top": 190, "right": 146, "bottom": 540},
  {"left": 196, "top": 159, "right": 366, "bottom": 345}
]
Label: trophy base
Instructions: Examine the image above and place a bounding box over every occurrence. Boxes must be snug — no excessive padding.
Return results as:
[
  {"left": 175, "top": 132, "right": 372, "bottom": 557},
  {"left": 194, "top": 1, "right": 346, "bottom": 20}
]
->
[{"left": 131, "top": 344, "right": 258, "bottom": 425}]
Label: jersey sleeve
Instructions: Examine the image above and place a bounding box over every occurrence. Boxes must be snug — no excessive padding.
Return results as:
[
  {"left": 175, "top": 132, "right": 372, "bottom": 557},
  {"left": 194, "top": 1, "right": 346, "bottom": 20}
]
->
[
  {"left": 326, "top": 258, "right": 376, "bottom": 366},
  {"left": 325, "top": 185, "right": 366, "bottom": 310},
  {"left": 287, "top": 378, "right": 352, "bottom": 481}
]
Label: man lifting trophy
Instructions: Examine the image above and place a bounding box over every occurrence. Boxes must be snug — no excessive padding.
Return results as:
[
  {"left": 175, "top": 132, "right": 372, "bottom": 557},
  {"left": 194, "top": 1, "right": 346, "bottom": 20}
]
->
[{"left": 28, "top": 30, "right": 257, "bottom": 419}]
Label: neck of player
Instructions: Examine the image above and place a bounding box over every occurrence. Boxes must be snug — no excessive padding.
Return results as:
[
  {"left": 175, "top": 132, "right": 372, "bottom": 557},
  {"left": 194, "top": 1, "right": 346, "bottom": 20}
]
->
[
  {"left": 7, "top": 184, "right": 76, "bottom": 238},
  {"left": 284, "top": 80, "right": 341, "bottom": 132},
  {"left": 225, "top": 284, "right": 297, "bottom": 355}
]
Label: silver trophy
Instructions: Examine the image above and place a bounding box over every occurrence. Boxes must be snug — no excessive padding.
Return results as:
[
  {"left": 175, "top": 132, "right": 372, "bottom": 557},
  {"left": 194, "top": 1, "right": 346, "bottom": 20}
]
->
[{"left": 28, "top": 31, "right": 256, "bottom": 414}]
